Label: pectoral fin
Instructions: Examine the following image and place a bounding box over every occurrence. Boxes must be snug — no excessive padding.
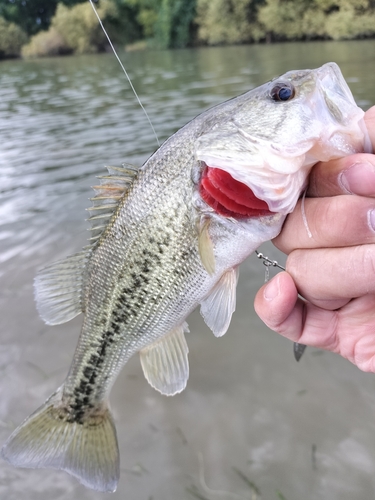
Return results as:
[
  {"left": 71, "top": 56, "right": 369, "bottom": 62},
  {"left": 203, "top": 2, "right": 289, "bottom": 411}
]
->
[
  {"left": 200, "top": 267, "right": 239, "bottom": 337},
  {"left": 198, "top": 218, "right": 215, "bottom": 275},
  {"left": 140, "top": 323, "right": 189, "bottom": 396}
]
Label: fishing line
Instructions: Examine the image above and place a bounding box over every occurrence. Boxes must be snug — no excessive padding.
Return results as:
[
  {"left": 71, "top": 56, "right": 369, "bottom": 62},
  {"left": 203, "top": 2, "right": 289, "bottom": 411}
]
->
[
  {"left": 301, "top": 188, "right": 312, "bottom": 238},
  {"left": 88, "top": 0, "right": 160, "bottom": 148}
]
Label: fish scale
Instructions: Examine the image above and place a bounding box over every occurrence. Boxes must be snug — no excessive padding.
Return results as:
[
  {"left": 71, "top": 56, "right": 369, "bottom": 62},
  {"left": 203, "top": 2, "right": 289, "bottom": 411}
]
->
[
  {"left": 62, "top": 161, "right": 202, "bottom": 405},
  {"left": 2, "top": 62, "right": 370, "bottom": 492}
]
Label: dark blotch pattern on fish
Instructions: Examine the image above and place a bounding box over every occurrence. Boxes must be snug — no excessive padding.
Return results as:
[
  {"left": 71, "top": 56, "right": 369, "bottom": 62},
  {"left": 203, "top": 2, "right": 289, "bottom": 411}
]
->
[
  {"left": 68, "top": 329, "right": 117, "bottom": 424},
  {"left": 66, "top": 232, "right": 178, "bottom": 423}
]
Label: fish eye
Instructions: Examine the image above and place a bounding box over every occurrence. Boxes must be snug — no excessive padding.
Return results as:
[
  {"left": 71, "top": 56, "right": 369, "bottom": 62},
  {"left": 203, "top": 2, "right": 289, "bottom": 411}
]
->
[{"left": 270, "top": 82, "right": 295, "bottom": 102}]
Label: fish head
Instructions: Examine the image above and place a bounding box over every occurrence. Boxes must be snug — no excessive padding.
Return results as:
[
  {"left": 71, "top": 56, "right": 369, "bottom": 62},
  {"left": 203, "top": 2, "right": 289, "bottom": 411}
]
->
[{"left": 196, "top": 62, "right": 371, "bottom": 216}]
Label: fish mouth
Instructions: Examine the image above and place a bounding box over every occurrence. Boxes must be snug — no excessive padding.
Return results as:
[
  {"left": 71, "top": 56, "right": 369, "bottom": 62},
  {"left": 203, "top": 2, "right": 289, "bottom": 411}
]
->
[{"left": 199, "top": 165, "right": 274, "bottom": 219}]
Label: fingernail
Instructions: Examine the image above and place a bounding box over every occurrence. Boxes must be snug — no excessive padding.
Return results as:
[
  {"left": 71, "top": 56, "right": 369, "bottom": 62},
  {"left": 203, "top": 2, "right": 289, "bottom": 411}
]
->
[
  {"left": 339, "top": 162, "right": 375, "bottom": 195},
  {"left": 368, "top": 208, "right": 375, "bottom": 233},
  {"left": 264, "top": 276, "right": 280, "bottom": 301}
]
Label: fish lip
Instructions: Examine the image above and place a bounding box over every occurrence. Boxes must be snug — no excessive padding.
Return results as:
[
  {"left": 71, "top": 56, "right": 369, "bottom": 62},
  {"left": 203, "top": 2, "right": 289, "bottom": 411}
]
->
[
  {"left": 316, "top": 62, "right": 364, "bottom": 124},
  {"left": 313, "top": 64, "right": 369, "bottom": 157}
]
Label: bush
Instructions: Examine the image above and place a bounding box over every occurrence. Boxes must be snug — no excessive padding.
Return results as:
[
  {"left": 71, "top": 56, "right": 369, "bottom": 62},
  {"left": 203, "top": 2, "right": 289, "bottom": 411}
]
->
[
  {"left": 258, "top": 0, "right": 313, "bottom": 40},
  {"left": 257, "top": 0, "right": 375, "bottom": 41},
  {"left": 21, "top": 0, "right": 119, "bottom": 58},
  {"left": 0, "top": 16, "right": 28, "bottom": 58},
  {"left": 325, "top": 9, "right": 375, "bottom": 40},
  {"left": 52, "top": 1, "right": 117, "bottom": 54},
  {"left": 21, "top": 27, "right": 69, "bottom": 58},
  {"left": 196, "top": 0, "right": 265, "bottom": 45}
]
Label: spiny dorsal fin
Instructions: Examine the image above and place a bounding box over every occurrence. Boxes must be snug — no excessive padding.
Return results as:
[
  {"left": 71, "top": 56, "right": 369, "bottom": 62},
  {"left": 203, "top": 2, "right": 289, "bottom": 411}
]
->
[
  {"left": 35, "top": 164, "right": 138, "bottom": 326},
  {"left": 87, "top": 164, "right": 139, "bottom": 242}
]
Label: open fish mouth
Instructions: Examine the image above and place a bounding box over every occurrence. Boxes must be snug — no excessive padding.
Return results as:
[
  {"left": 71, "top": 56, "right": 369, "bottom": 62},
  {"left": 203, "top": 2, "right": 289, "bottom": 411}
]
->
[
  {"left": 196, "top": 62, "right": 371, "bottom": 219},
  {"left": 199, "top": 164, "right": 273, "bottom": 218}
]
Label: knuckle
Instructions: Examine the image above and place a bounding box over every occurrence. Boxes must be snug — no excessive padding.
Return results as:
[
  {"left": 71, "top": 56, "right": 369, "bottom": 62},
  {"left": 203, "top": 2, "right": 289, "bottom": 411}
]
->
[
  {"left": 286, "top": 250, "right": 307, "bottom": 279},
  {"left": 313, "top": 196, "right": 370, "bottom": 246}
]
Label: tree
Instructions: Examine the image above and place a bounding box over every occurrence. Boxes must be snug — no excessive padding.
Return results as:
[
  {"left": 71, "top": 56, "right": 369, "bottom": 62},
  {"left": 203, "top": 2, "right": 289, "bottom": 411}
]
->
[
  {"left": 154, "top": 0, "right": 197, "bottom": 48},
  {"left": 0, "top": 0, "right": 86, "bottom": 36},
  {"left": 196, "top": 0, "right": 265, "bottom": 45},
  {"left": 126, "top": 0, "right": 197, "bottom": 48},
  {"left": 22, "top": 0, "right": 136, "bottom": 57},
  {"left": 257, "top": 0, "right": 375, "bottom": 41},
  {"left": 104, "top": 0, "right": 142, "bottom": 44},
  {"left": 0, "top": 15, "right": 27, "bottom": 58}
]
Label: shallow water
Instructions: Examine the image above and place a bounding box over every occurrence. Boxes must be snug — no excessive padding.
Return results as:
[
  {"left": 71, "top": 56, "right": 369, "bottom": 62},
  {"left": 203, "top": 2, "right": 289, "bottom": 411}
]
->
[{"left": 1, "top": 41, "right": 375, "bottom": 500}]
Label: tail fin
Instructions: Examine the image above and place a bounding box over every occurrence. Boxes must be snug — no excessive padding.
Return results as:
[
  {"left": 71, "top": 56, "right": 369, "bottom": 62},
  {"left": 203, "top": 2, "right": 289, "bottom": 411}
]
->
[{"left": 1, "top": 389, "right": 119, "bottom": 492}]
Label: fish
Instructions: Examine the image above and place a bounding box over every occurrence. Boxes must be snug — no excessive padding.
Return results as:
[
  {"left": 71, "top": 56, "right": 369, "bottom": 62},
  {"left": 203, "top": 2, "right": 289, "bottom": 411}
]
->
[{"left": 1, "top": 62, "right": 370, "bottom": 492}]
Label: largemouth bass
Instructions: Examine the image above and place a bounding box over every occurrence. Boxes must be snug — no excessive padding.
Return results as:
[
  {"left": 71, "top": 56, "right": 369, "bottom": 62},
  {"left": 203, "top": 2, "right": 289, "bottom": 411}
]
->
[{"left": 2, "top": 62, "right": 370, "bottom": 492}]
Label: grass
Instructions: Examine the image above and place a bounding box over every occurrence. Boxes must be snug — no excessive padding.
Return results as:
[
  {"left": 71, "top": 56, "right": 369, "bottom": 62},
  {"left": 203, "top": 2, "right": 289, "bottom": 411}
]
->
[
  {"left": 233, "top": 467, "right": 261, "bottom": 496},
  {"left": 186, "top": 485, "right": 210, "bottom": 500},
  {"left": 276, "top": 491, "right": 288, "bottom": 500}
]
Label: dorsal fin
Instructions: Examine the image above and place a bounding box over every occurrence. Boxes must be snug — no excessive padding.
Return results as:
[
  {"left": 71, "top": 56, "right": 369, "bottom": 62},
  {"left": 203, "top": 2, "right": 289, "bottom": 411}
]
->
[
  {"left": 87, "top": 164, "right": 138, "bottom": 242},
  {"left": 34, "top": 164, "right": 139, "bottom": 327}
]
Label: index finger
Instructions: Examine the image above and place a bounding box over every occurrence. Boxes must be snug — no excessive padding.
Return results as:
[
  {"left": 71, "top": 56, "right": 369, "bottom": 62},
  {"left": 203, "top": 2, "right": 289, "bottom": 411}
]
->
[{"left": 308, "top": 106, "right": 375, "bottom": 198}]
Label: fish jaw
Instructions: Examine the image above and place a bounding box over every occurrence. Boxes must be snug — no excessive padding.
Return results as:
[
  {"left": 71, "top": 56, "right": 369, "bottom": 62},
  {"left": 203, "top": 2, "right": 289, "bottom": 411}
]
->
[
  {"left": 307, "top": 62, "right": 372, "bottom": 159},
  {"left": 195, "top": 62, "right": 370, "bottom": 216}
]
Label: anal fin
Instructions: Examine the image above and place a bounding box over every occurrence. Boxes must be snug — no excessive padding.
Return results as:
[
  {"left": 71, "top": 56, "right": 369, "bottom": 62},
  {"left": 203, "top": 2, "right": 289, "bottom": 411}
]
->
[
  {"left": 200, "top": 267, "right": 239, "bottom": 337},
  {"left": 140, "top": 323, "right": 189, "bottom": 396}
]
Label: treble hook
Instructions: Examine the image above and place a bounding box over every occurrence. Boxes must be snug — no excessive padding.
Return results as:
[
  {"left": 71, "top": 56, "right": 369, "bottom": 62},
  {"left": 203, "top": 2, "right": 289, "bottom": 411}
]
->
[{"left": 255, "top": 250, "right": 306, "bottom": 362}]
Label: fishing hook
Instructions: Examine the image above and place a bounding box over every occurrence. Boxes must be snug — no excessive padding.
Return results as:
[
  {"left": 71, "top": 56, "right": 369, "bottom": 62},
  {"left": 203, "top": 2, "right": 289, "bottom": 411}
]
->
[{"left": 255, "top": 250, "right": 306, "bottom": 361}]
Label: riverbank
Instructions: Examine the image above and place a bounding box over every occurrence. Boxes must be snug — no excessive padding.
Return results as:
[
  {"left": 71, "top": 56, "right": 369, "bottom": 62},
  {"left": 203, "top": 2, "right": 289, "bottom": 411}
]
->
[{"left": 1, "top": 0, "right": 375, "bottom": 60}]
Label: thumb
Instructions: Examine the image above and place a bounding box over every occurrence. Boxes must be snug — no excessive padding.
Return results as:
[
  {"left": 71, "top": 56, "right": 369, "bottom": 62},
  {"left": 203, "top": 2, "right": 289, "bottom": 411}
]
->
[{"left": 254, "top": 272, "right": 302, "bottom": 342}]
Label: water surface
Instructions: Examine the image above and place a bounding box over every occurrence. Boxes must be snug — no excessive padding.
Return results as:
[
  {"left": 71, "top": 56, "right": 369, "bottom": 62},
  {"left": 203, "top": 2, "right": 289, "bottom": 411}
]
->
[{"left": 1, "top": 41, "right": 375, "bottom": 500}]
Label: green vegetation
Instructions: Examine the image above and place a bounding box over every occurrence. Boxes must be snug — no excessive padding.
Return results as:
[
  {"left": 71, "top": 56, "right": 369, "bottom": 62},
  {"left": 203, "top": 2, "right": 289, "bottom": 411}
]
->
[
  {"left": 232, "top": 466, "right": 261, "bottom": 497},
  {"left": 126, "top": 0, "right": 197, "bottom": 48},
  {"left": 197, "top": 0, "right": 375, "bottom": 44},
  {"left": 196, "top": 0, "right": 266, "bottom": 45},
  {"left": 0, "top": 0, "right": 86, "bottom": 36},
  {"left": 0, "top": 16, "right": 27, "bottom": 58},
  {"left": 257, "top": 0, "right": 375, "bottom": 42},
  {"left": 21, "top": 0, "right": 141, "bottom": 57},
  {"left": 22, "top": 1, "right": 115, "bottom": 57},
  {"left": 0, "top": 0, "right": 375, "bottom": 60}
]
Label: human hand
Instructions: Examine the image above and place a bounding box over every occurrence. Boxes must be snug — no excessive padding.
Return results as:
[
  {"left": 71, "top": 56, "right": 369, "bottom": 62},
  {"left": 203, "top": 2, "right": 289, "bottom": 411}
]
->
[{"left": 254, "top": 106, "right": 375, "bottom": 372}]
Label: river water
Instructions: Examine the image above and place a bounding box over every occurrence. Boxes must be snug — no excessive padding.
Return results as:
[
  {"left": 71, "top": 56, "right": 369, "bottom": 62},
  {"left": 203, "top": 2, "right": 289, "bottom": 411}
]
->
[{"left": 1, "top": 41, "right": 375, "bottom": 500}]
